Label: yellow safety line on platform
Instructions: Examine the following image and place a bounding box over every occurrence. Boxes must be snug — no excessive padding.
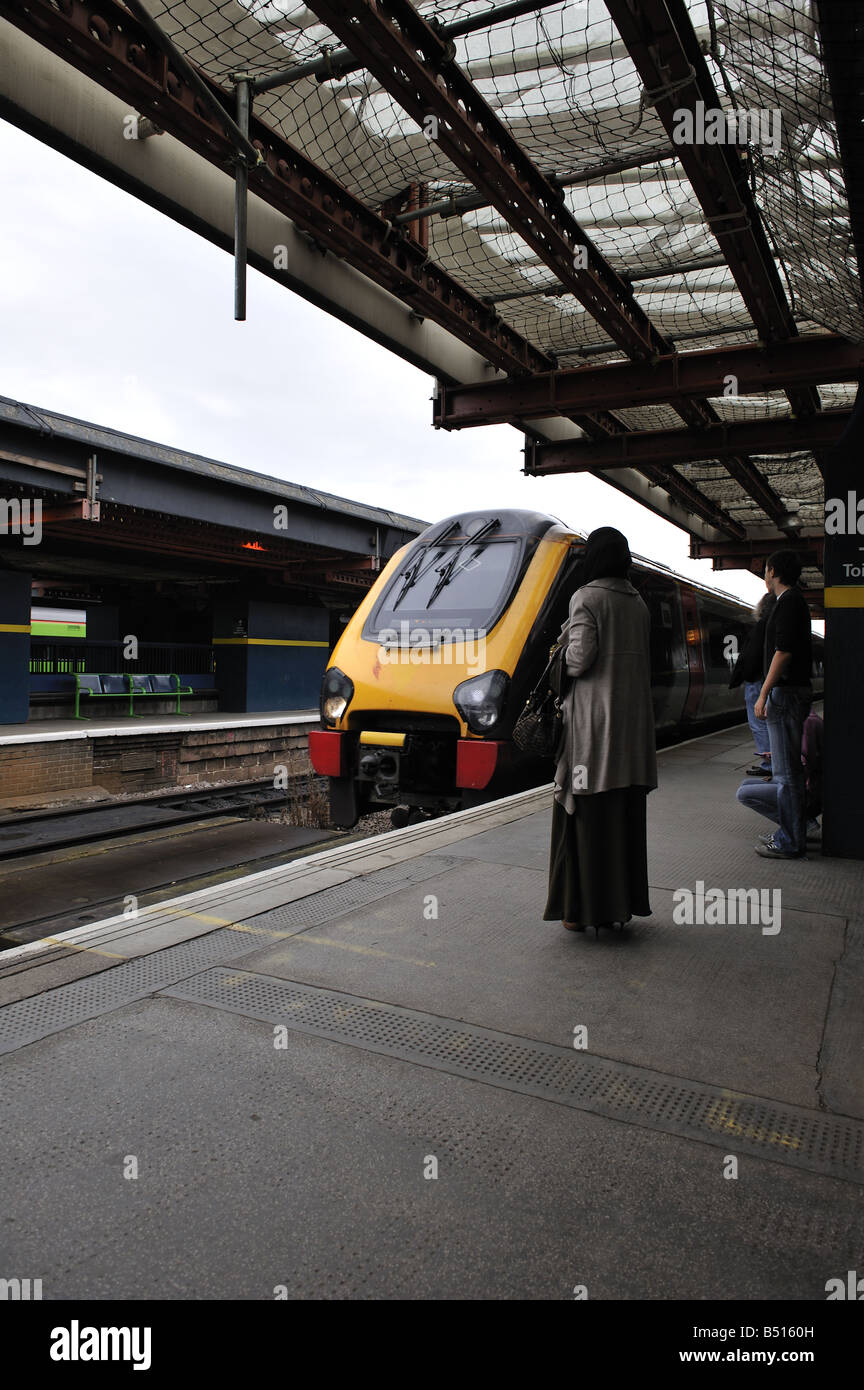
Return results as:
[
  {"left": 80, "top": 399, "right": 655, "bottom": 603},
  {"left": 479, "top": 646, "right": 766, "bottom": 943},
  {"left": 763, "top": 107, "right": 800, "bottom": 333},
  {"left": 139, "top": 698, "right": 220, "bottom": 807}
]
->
[
  {"left": 170, "top": 908, "right": 292, "bottom": 940},
  {"left": 212, "top": 637, "right": 329, "bottom": 646},
  {"left": 824, "top": 586, "right": 864, "bottom": 608},
  {"left": 161, "top": 909, "right": 436, "bottom": 965},
  {"left": 171, "top": 911, "right": 236, "bottom": 928},
  {"left": 44, "top": 938, "right": 125, "bottom": 959}
]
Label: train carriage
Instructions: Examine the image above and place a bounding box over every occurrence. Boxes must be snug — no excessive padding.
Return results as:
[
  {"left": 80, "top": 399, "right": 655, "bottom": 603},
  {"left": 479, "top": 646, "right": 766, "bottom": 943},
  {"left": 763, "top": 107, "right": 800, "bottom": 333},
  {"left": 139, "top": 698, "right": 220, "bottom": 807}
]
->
[{"left": 309, "top": 509, "right": 823, "bottom": 828}]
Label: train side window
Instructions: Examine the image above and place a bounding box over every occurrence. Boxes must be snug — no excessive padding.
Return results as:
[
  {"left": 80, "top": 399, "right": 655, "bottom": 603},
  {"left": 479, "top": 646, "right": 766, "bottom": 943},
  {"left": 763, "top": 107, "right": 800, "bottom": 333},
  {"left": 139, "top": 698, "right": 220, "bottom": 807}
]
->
[
  {"left": 640, "top": 577, "right": 682, "bottom": 673},
  {"left": 701, "top": 602, "right": 746, "bottom": 674}
]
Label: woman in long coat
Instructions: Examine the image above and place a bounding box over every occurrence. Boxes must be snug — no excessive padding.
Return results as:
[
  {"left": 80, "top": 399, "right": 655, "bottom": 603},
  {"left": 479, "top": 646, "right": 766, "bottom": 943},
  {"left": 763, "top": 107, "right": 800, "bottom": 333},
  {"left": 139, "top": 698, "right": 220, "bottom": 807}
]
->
[{"left": 543, "top": 527, "right": 657, "bottom": 934}]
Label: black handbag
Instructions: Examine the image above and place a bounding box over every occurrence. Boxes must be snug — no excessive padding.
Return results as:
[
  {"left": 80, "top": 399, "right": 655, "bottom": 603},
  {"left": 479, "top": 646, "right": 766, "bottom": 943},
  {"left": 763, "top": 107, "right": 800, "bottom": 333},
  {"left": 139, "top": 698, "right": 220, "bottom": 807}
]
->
[{"left": 513, "top": 645, "right": 568, "bottom": 758}]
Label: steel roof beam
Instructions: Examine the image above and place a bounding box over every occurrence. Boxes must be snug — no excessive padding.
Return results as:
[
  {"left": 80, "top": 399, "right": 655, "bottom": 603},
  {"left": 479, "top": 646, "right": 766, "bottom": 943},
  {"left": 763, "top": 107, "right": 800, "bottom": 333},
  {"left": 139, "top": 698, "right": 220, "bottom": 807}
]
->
[
  {"left": 524, "top": 411, "right": 851, "bottom": 473},
  {"left": 0, "top": 17, "right": 739, "bottom": 544},
  {"left": 692, "top": 537, "right": 824, "bottom": 567},
  {"left": 605, "top": 0, "right": 821, "bottom": 419},
  {"left": 624, "top": 257, "right": 730, "bottom": 284},
  {"left": 392, "top": 147, "right": 675, "bottom": 226},
  {"left": 713, "top": 456, "right": 794, "bottom": 534},
  {"left": 120, "top": 0, "right": 260, "bottom": 167},
  {"left": 0, "top": 0, "right": 741, "bottom": 538},
  {"left": 304, "top": 0, "right": 756, "bottom": 531},
  {"left": 434, "top": 336, "right": 864, "bottom": 427},
  {"left": 0, "top": 0, "right": 560, "bottom": 381},
  {"left": 252, "top": 0, "right": 567, "bottom": 93},
  {"left": 553, "top": 323, "right": 756, "bottom": 360},
  {"left": 307, "top": 0, "right": 674, "bottom": 362},
  {"left": 604, "top": 461, "right": 744, "bottom": 538},
  {"left": 484, "top": 256, "right": 730, "bottom": 303}
]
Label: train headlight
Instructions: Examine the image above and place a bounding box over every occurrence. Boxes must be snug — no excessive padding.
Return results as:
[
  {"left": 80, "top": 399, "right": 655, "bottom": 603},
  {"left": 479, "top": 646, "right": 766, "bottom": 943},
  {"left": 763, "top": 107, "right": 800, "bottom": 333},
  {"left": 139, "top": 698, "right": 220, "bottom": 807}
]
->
[
  {"left": 453, "top": 670, "right": 509, "bottom": 734},
  {"left": 320, "top": 667, "right": 354, "bottom": 725}
]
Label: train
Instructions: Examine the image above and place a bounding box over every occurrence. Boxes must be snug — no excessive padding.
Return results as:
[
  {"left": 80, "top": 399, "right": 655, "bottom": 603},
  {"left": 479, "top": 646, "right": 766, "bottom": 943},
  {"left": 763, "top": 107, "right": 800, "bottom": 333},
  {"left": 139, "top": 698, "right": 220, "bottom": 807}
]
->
[{"left": 308, "top": 509, "right": 824, "bottom": 827}]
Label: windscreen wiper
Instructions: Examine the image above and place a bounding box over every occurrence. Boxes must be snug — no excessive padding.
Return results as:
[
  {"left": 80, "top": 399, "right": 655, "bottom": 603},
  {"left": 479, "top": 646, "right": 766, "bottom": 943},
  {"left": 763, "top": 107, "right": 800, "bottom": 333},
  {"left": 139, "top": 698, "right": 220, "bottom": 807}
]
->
[
  {"left": 426, "top": 518, "right": 501, "bottom": 607},
  {"left": 391, "top": 520, "right": 460, "bottom": 609}
]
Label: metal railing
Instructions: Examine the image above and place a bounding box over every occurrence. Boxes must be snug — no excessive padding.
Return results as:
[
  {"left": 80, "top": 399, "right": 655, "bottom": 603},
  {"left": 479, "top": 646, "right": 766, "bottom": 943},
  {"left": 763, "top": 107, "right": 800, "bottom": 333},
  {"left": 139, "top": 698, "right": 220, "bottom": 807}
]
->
[{"left": 29, "top": 641, "right": 216, "bottom": 676}]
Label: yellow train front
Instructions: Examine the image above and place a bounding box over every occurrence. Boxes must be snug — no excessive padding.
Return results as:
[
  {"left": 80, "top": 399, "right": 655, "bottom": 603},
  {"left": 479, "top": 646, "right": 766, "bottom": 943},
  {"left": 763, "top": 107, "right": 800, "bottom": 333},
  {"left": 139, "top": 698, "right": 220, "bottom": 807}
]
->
[{"left": 309, "top": 509, "right": 581, "bottom": 827}]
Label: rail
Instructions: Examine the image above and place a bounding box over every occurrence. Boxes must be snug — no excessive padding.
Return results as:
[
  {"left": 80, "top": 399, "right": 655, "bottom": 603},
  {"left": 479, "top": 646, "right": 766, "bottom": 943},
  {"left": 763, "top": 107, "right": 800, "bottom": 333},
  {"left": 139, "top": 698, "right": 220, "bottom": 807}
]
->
[{"left": 29, "top": 641, "right": 216, "bottom": 677}]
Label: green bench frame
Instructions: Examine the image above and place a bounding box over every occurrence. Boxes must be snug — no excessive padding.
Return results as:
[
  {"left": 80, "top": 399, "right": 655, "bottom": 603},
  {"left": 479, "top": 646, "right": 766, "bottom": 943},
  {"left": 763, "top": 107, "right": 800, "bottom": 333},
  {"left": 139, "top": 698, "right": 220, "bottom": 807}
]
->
[
  {"left": 74, "top": 674, "right": 194, "bottom": 720},
  {"left": 129, "top": 674, "right": 194, "bottom": 716}
]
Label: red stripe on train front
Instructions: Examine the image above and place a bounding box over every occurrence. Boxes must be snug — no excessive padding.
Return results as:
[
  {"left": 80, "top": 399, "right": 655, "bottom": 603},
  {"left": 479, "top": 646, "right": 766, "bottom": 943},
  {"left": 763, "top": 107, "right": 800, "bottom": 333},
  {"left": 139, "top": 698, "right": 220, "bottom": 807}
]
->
[
  {"left": 309, "top": 730, "right": 347, "bottom": 778},
  {"left": 455, "top": 739, "right": 502, "bottom": 789}
]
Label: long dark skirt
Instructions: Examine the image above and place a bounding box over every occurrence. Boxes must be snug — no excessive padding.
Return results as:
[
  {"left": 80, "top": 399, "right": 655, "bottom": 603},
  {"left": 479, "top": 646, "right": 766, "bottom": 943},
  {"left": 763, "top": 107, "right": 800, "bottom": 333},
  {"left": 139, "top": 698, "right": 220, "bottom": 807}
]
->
[{"left": 543, "top": 787, "right": 651, "bottom": 926}]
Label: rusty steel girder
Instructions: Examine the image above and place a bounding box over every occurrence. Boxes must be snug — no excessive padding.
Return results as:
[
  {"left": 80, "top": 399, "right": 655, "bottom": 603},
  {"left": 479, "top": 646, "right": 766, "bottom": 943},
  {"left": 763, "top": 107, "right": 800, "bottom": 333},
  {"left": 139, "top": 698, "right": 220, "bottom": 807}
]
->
[
  {"left": 3, "top": 0, "right": 636, "bottom": 446},
  {"left": 307, "top": 0, "right": 672, "bottom": 363},
  {"left": 691, "top": 537, "right": 825, "bottom": 568},
  {"left": 0, "top": 0, "right": 555, "bottom": 379},
  {"left": 525, "top": 410, "right": 851, "bottom": 472},
  {"left": 627, "top": 463, "right": 745, "bottom": 537},
  {"left": 1, "top": 0, "right": 742, "bottom": 535},
  {"left": 606, "top": 0, "right": 821, "bottom": 419},
  {"left": 435, "top": 337, "right": 864, "bottom": 426},
  {"left": 304, "top": 0, "right": 784, "bottom": 530}
]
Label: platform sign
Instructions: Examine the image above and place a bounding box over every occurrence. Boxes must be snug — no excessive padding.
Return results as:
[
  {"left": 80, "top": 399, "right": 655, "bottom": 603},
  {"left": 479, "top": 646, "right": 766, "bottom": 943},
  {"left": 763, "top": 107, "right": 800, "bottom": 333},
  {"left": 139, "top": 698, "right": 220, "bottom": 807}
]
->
[{"left": 30, "top": 605, "right": 86, "bottom": 639}]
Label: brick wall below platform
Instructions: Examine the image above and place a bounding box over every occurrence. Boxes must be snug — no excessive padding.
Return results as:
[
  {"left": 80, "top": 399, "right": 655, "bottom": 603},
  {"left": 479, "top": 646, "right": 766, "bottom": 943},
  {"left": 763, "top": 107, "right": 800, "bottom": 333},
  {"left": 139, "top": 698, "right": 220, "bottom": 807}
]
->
[
  {"left": 0, "top": 722, "right": 315, "bottom": 798},
  {"left": 0, "top": 740, "right": 93, "bottom": 798}
]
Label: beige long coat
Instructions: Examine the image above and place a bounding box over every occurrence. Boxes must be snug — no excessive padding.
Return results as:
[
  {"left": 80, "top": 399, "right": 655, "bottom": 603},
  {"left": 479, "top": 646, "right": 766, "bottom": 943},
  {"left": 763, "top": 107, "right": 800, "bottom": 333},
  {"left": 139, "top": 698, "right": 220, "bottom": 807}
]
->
[{"left": 552, "top": 577, "right": 658, "bottom": 812}]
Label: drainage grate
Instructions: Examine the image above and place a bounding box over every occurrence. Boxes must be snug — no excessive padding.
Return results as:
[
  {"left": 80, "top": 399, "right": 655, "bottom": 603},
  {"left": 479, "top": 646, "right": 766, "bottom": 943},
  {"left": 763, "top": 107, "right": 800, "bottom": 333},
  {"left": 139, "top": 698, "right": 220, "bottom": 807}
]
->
[
  {"left": 246, "top": 855, "right": 463, "bottom": 933},
  {"left": 162, "top": 968, "right": 864, "bottom": 1186},
  {"left": 0, "top": 930, "right": 250, "bottom": 1055}
]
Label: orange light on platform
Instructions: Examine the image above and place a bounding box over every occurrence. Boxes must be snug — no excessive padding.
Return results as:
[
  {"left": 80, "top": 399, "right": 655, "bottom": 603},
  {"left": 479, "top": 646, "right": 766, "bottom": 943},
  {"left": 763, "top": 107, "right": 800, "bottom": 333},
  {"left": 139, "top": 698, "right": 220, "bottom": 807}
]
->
[
  {"left": 686, "top": 627, "right": 701, "bottom": 645},
  {"left": 241, "top": 540, "right": 267, "bottom": 551}
]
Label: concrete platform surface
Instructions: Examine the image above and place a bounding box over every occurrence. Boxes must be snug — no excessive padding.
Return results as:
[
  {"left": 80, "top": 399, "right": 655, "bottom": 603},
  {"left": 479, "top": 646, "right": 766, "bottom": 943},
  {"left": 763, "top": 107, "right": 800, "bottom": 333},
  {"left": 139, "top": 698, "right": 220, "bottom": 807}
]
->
[
  {"left": 1, "top": 721, "right": 862, "bottom": 1300},
  {"left": 0, "top": 709, "right": 318, "bottom": 745}
]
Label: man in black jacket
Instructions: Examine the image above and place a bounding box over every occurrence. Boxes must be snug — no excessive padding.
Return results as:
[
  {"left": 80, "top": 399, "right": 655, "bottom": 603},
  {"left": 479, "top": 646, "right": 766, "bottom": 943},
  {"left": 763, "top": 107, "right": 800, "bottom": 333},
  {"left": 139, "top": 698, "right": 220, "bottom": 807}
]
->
[
  {"left": 753, "top": 551, "right": 813, "bottom": 858},
  {"left": 729, "top": 591, "right": 775, "bottom": 776}
]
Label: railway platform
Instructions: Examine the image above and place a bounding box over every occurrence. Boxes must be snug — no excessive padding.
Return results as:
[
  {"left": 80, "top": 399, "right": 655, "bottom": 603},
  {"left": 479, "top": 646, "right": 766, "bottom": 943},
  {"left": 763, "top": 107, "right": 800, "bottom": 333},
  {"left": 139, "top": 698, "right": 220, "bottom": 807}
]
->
[
  {"left": 0, "top": 708, "right": 318, "bottom": 807},
  {"left": 1, "top": 719, "right": 862, "bottom": 1300}
]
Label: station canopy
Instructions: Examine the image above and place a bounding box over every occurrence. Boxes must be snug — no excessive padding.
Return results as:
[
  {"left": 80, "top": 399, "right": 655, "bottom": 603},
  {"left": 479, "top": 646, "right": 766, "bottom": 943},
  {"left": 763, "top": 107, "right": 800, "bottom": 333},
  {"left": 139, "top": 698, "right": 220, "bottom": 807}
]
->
[{"left": 8, "top": 0, "right": 862, "bottom": 602}]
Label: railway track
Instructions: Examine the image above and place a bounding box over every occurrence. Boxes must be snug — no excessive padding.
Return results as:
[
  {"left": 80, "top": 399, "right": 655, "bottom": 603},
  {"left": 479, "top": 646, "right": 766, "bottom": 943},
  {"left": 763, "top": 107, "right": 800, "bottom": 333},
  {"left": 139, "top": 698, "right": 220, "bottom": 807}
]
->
[
  {"left": 0, "top": 776, "right": 380, "bottom": 950},
  {"left": 0, "top": 715, "right": 760, "bottom": 950},
  {"left": 0, "top": 778, "right": 314, "bottom": 861}
]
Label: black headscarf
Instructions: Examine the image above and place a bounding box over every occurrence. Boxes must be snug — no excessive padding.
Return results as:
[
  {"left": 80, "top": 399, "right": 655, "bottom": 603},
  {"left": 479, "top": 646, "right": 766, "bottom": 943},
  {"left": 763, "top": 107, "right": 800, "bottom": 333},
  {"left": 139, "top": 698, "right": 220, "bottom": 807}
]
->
[{"left": 578, "top": 526, "right": 632, "bottom": 586}]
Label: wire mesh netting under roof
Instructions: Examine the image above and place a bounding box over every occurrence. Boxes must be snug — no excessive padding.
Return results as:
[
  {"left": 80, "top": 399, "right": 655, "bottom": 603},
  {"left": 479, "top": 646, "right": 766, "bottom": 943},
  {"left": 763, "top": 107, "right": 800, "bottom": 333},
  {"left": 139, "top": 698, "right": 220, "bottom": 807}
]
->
[
  {"left": 151, "top": 0, "right": 862, "bottom": 340},
  {"left": 146, "top": 0, "right": 863, "bottom": 544}
]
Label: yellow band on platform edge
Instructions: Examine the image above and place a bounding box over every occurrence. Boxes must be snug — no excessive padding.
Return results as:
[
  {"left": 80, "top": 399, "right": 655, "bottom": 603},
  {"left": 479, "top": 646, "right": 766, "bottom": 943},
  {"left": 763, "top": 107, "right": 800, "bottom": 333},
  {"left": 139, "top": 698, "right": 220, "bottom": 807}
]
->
[
  {"left": 824, "top": 587, "right": 864, "bottom": 609},
  {"left": 212, "top": 637, "right": 329, "bottom": 646},
  {"left": 359, "top": 731, "right": 406, "bottom": 747}
]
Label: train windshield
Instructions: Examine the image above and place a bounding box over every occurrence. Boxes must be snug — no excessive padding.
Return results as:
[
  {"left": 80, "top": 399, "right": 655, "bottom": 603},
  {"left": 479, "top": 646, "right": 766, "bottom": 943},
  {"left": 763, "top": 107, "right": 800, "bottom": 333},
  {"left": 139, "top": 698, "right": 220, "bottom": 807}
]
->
[{"left": 366, "top": 534, "right": 526, "bottom": 638}]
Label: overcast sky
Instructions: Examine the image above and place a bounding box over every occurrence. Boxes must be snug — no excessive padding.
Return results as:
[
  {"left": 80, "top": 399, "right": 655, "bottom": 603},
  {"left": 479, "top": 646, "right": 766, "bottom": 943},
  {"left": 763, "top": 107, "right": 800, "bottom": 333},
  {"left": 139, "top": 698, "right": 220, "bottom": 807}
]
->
[{"left": 0, "top": 116, "right": 770, "bottom": 608}]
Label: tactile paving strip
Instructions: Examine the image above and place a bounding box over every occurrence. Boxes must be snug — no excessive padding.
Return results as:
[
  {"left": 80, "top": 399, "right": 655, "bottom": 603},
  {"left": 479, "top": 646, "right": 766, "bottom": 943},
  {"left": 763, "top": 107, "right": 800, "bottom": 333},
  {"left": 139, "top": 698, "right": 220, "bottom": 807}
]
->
[
  {"left": 246, "top": 855, "right": 463, "bottom": 932},
  {"left": 162, "top": 968, "right": 864, "bottom": 1186},
  {"left": 0, "top": 930, "right": 248, "bottom": 1055}
]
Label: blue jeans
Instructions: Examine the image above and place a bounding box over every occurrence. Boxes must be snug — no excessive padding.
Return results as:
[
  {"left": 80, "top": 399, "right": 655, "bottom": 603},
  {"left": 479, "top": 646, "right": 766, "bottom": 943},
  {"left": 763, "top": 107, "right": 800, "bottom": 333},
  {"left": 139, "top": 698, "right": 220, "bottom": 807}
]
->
[
  {"left": 744, "top": 679, "right": 771, "bottom": 761},
  {"left": 737, "top": 775, "right": 779, "bottom": 824},
  {"left": 764, "top": 685, "right": 811, "bottom": 852},
  {"left": 737, "top": 776, "right": 820, "bottom": 830}
]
